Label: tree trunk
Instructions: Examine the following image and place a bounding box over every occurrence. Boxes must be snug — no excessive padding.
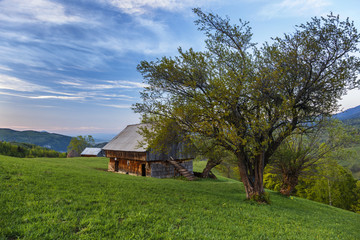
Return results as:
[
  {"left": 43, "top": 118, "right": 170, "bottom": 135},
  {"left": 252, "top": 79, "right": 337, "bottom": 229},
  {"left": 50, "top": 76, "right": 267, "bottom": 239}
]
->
[
  {"left": 327, "top": 178, "right": 332, "bottom": 206},
  {"left": 280, "top": 173, "right": 299, "bottom": 196},
  {"left": 201, "top": 160, "right": 219, "bottom": 178},
  {"left": 237, "top": 152, "right": 266, "bottom": 202}
]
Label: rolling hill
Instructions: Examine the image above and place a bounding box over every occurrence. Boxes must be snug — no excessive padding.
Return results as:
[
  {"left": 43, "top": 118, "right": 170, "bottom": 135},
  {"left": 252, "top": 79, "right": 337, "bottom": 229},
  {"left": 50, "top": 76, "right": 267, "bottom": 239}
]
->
[
  {"left": 0, "top": 128, "right": 72, "bottom": 152},
  {"left": 335, "top": 105, "right": 360, "bottom": 129},
  {"left": 335, "top": 105, "right": 360, "bottom": 120},
  {"left": 0, "top": 156, "right": 358, "bottom": 239}
]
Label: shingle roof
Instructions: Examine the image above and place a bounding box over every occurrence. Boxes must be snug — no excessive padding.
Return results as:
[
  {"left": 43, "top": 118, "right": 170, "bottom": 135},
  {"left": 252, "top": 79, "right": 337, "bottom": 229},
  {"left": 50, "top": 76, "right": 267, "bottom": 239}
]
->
[
  {"left": 81, "top": 147, "right": 103, "bottom": 155},
  {"left": 102, "top": 123, "right": 149, "bottom": 152}
]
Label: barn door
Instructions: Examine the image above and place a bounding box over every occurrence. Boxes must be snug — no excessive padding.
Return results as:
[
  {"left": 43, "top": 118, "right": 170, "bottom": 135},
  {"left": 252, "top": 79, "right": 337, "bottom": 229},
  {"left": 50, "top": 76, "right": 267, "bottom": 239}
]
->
[
  {"left": 141, "top": 164, "right": 146, "bottom": 176},
  {"left": 115, "top": 160, "right": 119, "bottom": 172}
]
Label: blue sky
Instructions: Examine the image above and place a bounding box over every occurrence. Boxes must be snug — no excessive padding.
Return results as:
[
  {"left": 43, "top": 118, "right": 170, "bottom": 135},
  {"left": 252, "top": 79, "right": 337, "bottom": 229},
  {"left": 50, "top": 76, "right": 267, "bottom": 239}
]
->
[{"left": 0, "top": 0, "right": 359, "bottom": 137}]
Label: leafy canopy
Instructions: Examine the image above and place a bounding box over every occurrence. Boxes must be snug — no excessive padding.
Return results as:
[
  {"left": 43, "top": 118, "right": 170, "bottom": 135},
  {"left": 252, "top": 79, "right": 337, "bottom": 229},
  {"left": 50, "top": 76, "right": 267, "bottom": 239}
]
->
[
  {"left": 133, "top": 9, "right": 360, "bottom": 199},
  {"left": 67, "top": 135, "right": 95, "bottom": 157}
]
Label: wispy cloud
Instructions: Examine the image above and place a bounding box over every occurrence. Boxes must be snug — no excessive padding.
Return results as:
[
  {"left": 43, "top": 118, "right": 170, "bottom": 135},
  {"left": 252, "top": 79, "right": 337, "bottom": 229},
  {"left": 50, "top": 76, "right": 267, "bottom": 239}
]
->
[
  {"left": 59, "top": 79, "right": 148, "bottom": 90},
  {"left": 58, "top": 81, "right": 82, "bottom": 87},
  {"left": 0, "top": 74, "right": 50, "bottom": 92},
  {"left": 259, "top": 0, "right": 331, "bottom": 19},
  {"left": 0, "top": 65, "right": 12, "bottom": 71},
  {"left": 106, "top": 80, "right": 148, "bottom": 89},
  {"left": 0, "top": 73, "right": 139, "bottom": 105},
  {"left": 0, "top": 0, "right": 205, "bottom": 78},
  {"left": 0, "top": 90, "right": 86, "bottom": 101},
  {"left": 0, "top": 0, "right": 85, "bottom": 24},
  {"left": 29, "top": 95, "right": 84, "bottom": 100},
  {"left": 104, "top": 0, "right": 212, "bottom": 15},
  {"left": 98, "top": 103, "right": 132, "bottom": 109}
]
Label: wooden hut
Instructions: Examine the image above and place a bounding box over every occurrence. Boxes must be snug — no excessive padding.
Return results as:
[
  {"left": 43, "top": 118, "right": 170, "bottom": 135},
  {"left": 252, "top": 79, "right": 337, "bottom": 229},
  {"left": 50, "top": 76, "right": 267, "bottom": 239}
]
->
[
  {"left": 81, "top": 147, "right": 104, "bottom": 157},
  {"left": 103, "top": 124, "right": 194, "bottom": 179}
]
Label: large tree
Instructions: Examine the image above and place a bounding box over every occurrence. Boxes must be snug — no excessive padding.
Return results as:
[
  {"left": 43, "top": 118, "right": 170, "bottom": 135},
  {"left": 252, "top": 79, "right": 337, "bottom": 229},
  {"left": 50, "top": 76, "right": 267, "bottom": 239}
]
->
[{"left": 133, "top": 9, "right": 360, "bottom": 201}]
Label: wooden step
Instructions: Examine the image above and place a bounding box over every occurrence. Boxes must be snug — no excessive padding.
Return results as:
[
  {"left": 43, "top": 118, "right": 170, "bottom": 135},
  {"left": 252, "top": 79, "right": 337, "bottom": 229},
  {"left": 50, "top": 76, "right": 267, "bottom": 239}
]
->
[{"left": 167, "top": 157, "right": 196, "bottom": 181}]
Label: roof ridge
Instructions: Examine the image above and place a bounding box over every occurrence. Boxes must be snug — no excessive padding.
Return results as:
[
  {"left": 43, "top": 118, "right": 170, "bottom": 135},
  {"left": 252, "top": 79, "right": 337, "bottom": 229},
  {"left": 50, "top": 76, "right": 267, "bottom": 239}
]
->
[{"left": 102, "top": 123, "right": 149, "bottom": 152}]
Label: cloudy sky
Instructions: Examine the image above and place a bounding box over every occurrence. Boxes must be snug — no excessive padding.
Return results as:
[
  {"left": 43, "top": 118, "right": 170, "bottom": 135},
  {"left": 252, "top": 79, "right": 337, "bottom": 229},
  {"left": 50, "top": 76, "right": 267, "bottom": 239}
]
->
[{"left": 0, "top": 0, "right": 359, "bottom": 137}]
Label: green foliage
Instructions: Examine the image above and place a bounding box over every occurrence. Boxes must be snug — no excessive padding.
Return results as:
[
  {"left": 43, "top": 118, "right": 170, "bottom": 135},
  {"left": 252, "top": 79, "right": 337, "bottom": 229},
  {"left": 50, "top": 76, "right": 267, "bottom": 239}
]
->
[
  {"left": 351, "top": 181, "right": 360, "bottom": 213},
  {"left": 191, "top": 135, "right": 238, "bottom": 177},
  {"left": 0, "top": 141, "right": 66, "bottom": 158},
  {"left": 263, "top": 171, "right": 282, "bottom": 192},
  {"left": 137, "top": 120, "right": 188, "bottom": 154},
  {"left": 215, "top": 162, "right": 241, "bottom": 181},
  {"left": 134, "top": 9, "right": 360, "bottom": 199},
  {"left": 335, "top": 146, "right": 360, "bottom": 179},
  {"left": 343, "top": 118, "right": 360, "bottom": 129},
  {"left": 265, "top": 159, "right": 359, "bottom": 212},
  {"left": 297, "top": 159, "right": 357, "bottom": 211},
  {"left": 67, "top": 135, "right": 95, "bottom": 157},
  {"left": 266, "top": 119, "right": 357, "bottom": 196},
  {"left": 1, "top": 155, "right": 359, "bottom": 239}
]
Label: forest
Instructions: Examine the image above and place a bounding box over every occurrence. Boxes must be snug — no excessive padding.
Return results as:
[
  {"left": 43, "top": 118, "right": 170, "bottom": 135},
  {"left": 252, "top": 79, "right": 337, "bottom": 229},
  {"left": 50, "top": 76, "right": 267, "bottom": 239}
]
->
[{"left": 0, "top": 141, "right": 66, "bottom": 158}]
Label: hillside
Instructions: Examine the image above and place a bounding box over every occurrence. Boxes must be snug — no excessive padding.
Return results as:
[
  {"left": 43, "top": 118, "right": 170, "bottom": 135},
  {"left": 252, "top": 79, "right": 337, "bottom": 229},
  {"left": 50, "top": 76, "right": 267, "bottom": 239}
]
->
[
  {"left": 0, "top": 155, "right": 359, "bottom": 239},
  {"left": 0, "top": 128, "right": 72, "bottom": 152},
  {"left": 335, "top": 105, "right": 360, "bottom": 129},
  {"left": 335, "top": 105, "right": 360, "bottom": 120}
]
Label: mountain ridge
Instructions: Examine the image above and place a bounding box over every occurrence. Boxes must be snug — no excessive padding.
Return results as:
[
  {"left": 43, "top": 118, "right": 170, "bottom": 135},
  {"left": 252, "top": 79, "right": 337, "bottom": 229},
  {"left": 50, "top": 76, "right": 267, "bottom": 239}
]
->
[
  {"left": 335, "top": 105, "right": 360, "bottom": 120},
  {"left": 0, "top": 128, "right": 72, "bottom": 152}
]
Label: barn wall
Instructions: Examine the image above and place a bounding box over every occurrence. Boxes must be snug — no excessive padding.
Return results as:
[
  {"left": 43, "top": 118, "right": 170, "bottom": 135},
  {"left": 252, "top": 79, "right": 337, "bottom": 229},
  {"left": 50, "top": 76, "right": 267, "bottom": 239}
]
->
[
  {"left": 108, "top": 158, "right": 115, "bottom": 171},
  {"left": 108, "top": 157, "right": 150, "bottom": 176},
  {"left": 106, "top": 150, "right": 193, "bottom": 178},
  {"left": 150, "top": 160, "right": 193, "bottom": 178},
  {"left": 105, "top": 150, "right": 147, "bottom": 161}
]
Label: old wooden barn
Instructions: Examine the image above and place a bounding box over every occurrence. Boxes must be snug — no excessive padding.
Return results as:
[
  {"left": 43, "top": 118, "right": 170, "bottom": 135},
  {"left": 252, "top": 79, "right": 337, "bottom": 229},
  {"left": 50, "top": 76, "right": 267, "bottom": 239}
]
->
[{"left": 102, "top": 124, "right": 194, "bottom": 179}]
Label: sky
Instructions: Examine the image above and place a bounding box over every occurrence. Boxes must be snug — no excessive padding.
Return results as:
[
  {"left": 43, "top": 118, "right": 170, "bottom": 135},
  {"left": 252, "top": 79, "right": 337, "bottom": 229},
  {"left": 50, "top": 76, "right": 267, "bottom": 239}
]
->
[{"left": 0, "top": 0, "right": 359, "bottom": 138}]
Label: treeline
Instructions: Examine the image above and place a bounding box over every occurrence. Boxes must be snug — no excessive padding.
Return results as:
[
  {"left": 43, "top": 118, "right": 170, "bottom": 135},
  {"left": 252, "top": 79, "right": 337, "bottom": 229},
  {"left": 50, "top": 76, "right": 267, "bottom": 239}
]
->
[
  {"left": 264, "top": 159, "right": 360, "bottom": 213},
  {"left": 0, "top": 141, "right": 66, "bottom": 158},
  {"left": 343, "top": 118, "right": 360, "bottom": 130}
]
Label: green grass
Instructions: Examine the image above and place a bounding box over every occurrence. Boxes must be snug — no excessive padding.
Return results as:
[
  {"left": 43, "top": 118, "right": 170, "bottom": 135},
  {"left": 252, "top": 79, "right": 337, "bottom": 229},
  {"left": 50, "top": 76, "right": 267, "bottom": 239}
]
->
[{"left": 1, "top": 155, "right": 359, "bottom": 239}]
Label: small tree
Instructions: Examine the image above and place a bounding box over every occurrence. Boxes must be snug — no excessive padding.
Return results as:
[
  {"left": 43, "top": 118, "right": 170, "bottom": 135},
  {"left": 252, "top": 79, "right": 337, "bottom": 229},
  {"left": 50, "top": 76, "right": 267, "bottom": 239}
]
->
[
  {"left": 134, "top": 9, "right": 360, "bottom": 201},
  {"left": 266, "top": 119, "right": 356, "bottom": 196},
  {"left": 67, "top": 135, "right": 95, "bottom": 157}
]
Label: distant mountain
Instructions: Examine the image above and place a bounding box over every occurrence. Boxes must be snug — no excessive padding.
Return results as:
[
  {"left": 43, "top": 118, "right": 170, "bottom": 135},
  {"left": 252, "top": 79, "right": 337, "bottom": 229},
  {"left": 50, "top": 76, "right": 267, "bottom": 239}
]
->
[
  {"left": 91, "top": 133, "right": 116, "bottom": 143},
  {"left": 335, "top": 105, "right": 360, "bottom": 120},
  {"left": 0, "top": 129, "right": 72, "bottom": 152},
  {"left": 94, "top": 142, "right": 108, "bottom": 148}
]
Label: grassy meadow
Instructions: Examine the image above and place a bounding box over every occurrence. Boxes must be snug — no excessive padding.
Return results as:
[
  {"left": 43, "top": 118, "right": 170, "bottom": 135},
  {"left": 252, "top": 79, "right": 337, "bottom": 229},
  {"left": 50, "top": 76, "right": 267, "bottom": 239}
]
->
[{"left": 0, "top": 155, "right": 359, "bottom": 239}]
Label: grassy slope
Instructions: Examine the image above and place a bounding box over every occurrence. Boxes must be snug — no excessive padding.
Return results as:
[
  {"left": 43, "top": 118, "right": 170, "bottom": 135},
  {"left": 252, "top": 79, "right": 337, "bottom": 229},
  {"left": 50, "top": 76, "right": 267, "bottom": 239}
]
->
[{"left": 0, "top": 156, "right": 359, "bottom": 240}]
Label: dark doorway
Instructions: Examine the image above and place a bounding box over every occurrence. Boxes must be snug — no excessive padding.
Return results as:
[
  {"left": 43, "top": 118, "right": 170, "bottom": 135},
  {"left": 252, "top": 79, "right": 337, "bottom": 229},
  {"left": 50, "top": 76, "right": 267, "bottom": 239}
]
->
[
  {"left": 141, "top": 164, "right": 146, "bottom": 176},
  {"left": 115, "top": 160, "right": 119, "bottom": 172}
]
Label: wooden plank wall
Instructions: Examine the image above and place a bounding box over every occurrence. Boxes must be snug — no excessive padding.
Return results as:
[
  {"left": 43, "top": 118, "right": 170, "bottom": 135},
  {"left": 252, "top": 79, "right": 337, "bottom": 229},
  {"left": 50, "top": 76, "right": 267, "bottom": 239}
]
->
[
  {"left": 105, "top": 150, "right": 147, "bottom": 161},
  {"left": 105, "top": 150, "right": 193, "bottom": 178},
  {"left": 108, "top": 158, "right": 150, "bottom": 176}
]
